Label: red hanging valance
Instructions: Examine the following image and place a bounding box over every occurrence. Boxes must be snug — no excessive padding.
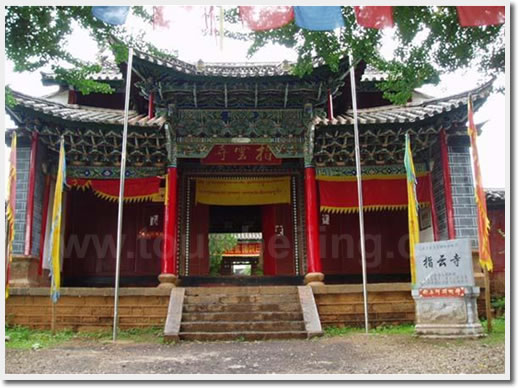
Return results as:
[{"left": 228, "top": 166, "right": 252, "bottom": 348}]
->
[
  {"left": 67, "top": 177, "right": 162, "bottom": 202},
  {"left": 318, "top": 174, "right": 431, "bottom": 213}
]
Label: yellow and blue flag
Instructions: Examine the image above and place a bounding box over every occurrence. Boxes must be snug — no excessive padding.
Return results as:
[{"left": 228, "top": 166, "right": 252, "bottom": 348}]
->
[
  {"left": 6, "top": 134, "right": 17, "bottom": 299},
  {"left": 404, "top": 133, "right": 419, "bottom": 284},
  {"left": 48, "top": 137, "right": 66, "bottom": 303}
]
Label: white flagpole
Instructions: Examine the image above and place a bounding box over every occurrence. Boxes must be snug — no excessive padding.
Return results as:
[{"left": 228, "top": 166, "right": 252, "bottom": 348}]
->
[
  {"left": 348, "top": 53, "right": 369, "bottom": 334},
  {"left": 113, "top": 47, "right": 133, "bottom": 342}
]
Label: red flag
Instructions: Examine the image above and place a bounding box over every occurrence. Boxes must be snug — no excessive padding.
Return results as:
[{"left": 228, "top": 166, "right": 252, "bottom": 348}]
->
[
  {"left": 467, "top": 96, "right": 493, "bottom": 272},
  {"left": 457, "top": 6, "right": 505, "bottom": 27},
  {"left": 354, "top": 6, "right": 394, "bottom": 29},
  {"left": 239, "top": 6, "right": 294, "bottom": 31}
]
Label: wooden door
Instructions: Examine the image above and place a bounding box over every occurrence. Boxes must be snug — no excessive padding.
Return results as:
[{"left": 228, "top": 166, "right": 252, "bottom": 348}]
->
[
  {"left": 135, "top": 203, "right": 163, "bottom": 276},
  {"left": 262, "top": 204, "right": 295, "bottom": 276}
]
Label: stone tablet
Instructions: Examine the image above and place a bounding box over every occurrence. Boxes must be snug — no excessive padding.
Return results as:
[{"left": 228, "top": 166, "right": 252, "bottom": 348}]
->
[{"left": 415, "top": 239, "right": 474, "bottom": 289}]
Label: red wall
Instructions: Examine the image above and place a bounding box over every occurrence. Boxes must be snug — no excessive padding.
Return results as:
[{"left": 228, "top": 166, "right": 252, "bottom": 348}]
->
[
  {"left": 488, "top": 207, "right": 505, "bottom": 273},
  {"left": 319, "top": 210, "right": 410, "bottom": 275}
]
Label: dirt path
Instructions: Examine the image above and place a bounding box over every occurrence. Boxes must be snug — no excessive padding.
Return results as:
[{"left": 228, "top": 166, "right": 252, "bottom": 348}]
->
[{"left": 5, "top": 334, "right": 505, "bottom": 375}]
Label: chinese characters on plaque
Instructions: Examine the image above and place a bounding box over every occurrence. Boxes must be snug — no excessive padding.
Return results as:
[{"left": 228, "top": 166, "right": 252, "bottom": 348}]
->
[
  {"left": 201, "top": 145, "right": 281, "bottom": 165},
  {"left": 415, "top": 239, "right": 474, "bottom": 290}
]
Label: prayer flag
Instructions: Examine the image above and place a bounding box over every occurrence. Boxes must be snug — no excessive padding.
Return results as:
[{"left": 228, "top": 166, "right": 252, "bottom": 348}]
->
[
  {"left": 354, "top": 6, "right": 394, "bottom": 29},
  {"left": 48, "top": 138, "right": 66, "bottom": 303},
  {"left": 294, "top": 6, "right": 344, "bottom": 31},
  {"left": 92, "top": 6, "right": 130, "bottom": 26},
  {"left": 467, "top": 96, "right": 493, "bottom": 272},
  {"left": 457, "top": 6, "right": 505, "bottom": 27},
  {"left": 239, "top": 6, "right": 294, "bottom": 31},
  {"left": 404, "top": 133, "right": 419, "bottom": 284},
  {"left": 6, "top": 134, "right": 17, "bottom": 299}
]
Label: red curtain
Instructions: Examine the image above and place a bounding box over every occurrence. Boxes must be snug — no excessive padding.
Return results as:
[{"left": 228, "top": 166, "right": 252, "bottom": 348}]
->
[
  {"left": 457, "top": 6, "right": 505, "bottom": 27},
  {"left": 318, "top": 174, "right": 431, "bottom": 213},
  {"left": 68, "top": 177, "right": 161, "bottom": 202}
]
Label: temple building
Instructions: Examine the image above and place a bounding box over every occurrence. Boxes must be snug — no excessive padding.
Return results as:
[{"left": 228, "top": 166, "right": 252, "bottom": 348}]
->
[{"left": 5, "top": 48, "right": 492, "bottom": 333}]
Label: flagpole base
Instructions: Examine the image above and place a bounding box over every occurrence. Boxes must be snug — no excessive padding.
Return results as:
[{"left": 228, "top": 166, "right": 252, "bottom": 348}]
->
[
  {"left": 157, "top": 273, "right": 177, "bottom": 289},
  {"left": 304, "top": 272, "right": 324, "bottom": 287}
]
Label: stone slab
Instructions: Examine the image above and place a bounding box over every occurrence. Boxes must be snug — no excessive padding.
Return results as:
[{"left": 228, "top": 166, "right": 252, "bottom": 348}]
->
[
  {"left": 297, "top": 285, "right": 323, "bottom": 338},
  {"left": 164, "top": 288, "right": 185, "bottom": 342}
]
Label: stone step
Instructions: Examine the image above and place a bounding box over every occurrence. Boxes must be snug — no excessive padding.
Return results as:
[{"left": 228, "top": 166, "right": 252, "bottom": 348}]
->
[
  {"left": 178, "top": 331, "right": 308, "bottom": 342},
  {"left": 181, "top": 311, "right": 304, "bottom": 322},
  {"left": 184, "top": 286, "right": 299, "bottom": 296},
  {"left": 184, "top": 294, "right": 299, "bottom": 305},
  {"left": 180, "top": 320, "right": 306, "bottom": 333},
  {"left": 183, "top": 302, "right": 302, "bottom": 313}
]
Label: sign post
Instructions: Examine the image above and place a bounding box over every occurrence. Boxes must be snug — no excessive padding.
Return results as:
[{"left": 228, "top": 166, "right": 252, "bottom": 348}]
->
[{"left": 412, "top": 239, "right": 485, "bottom": 338}]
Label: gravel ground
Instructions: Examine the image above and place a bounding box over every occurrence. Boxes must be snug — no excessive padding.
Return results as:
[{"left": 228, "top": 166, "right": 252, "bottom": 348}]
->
[{"left": 5, "top": 333, "right": 505, "bottom": 375}]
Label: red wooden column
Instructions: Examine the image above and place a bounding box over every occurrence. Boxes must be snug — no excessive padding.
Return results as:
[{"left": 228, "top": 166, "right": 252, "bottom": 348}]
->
[
  {"left": 148, "top": 92, "right": 155, "bottom": 119},
  {"left": 304, "top": 166, "right": 324, "bottom": 285},
  {"left": 24, "top": 132, "right": 38, "bottom": 256},
  {"left": 159, "top": 166, "right": 178, "bottom": 288},
  {"left": 440, "top": 130, "right": 456, "bottom": 239}
]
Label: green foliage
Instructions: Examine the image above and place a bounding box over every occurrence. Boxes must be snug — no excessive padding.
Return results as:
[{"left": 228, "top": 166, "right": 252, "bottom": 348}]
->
[
  {"left": 5, "top": 86, "right": 17, "bottom": 108},
  {"left": 491, "top": 296, "right": 505, "bottom": 316},
  {"left": 6, "top": 325, "right": 76, "bottom": 349},
  {"left": 240, "top": 6, "right": 504, "bottom": 104},
  {"left": 5, "top": 6, "right": 504, "bottom": 103},
  {"left": 324, "top": 323, "right": 415, "bottom": 337},
  {"left": 5, "top": 325, "right": 165, "bottom": 349},
  {"left": 208, "top": 234, "right": 238, "bottom": 275},
  {"left": 480, "top": 317, "right": 505, "bottom": 344},
  {"left": 52, "top": 64, "right": 114, "bottom": 95}
]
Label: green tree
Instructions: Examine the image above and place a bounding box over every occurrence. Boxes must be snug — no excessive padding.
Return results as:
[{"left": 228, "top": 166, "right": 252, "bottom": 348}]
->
[
  {"left": 208, "top": 234, "right": 238, "bottom": 276},
  {"left": 5, "top": 6, "right": 504, "bottom": 104}
]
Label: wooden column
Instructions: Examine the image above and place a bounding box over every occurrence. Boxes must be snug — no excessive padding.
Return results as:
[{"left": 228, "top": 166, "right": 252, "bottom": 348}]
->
[
  {"left": 148, "top": 92, "right": 155, "bottom": 119},
  {"left": 304, "top": 166, "right": 324, "bottom": 286},
  {"left": 24, "top": 132, "right": 38, "bottom": 256},
  {"left": 159, "top": 166, "right": 178, "bottom": 288},
  {"left": 427, "top": 174, "right": 440, "bottom": 241},
  {"left": 440, "top": 130, "right": 456, "bottom": 239},
  {"left": 327, "top": 89, "right": 334, "bottom": 120}
]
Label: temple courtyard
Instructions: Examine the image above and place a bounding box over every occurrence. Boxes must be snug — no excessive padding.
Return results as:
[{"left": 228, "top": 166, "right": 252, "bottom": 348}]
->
[{"left": 5, "top": 322, "right": 504, "bottom": 375}]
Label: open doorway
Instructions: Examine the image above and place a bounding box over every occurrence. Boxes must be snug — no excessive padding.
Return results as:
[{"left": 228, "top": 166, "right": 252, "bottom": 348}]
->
[{"left": 208, "top": 205, "right": 263, "bottom": 276}]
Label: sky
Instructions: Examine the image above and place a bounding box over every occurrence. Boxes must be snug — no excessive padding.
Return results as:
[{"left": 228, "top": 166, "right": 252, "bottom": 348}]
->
[{"left": 4, "top": 5, "right": 507, "bottom": 188}]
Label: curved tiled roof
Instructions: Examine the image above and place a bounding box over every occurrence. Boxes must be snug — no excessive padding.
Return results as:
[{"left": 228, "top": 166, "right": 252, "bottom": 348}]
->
[
  {"left": 485, "top": 189, "right": 505, "bottom": 203},
  {"left": 314, "top": 78, "right": 493, "bottom": 127},
  {"left": 8, "top": 90, "right": 166, "bottom": 128}
]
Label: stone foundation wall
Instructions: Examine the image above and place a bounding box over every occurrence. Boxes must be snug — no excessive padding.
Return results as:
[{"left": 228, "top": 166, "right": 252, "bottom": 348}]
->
[{"left": 6, "top": 288, "right": 170, "bottom": 331}]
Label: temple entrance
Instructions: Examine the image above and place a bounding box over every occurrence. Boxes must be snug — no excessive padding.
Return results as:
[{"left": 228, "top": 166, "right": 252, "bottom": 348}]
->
[{"left": 180, "top": 172, "right": 303, "bottom": 281}]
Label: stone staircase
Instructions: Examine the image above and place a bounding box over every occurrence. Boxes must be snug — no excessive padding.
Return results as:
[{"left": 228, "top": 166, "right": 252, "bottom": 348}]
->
[{"left": 164, "top": 286, "right": 322, "bottom": 342}]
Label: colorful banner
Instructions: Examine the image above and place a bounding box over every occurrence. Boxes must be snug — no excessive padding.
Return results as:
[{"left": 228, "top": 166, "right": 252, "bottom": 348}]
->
[
  {"left": 318, "top": 174, "right": 431, "bottom": 213},
  {"left": 67, "top": 177, "right": 162, "bottom": 202},
  {"left": 457, "top": 6, "right": 505, "bottom": 27},
  {"left": 294, "top": 6, "right": 344, "bottom": 31},
  {"left": 195, "top": 177, "right": 291, "bottom": 206},
  {"left": 48, "top": 138, "right": 66, "bottom": 303},
  {"left": 404, "top": 133, "right": 419, "bottom": 284},
  {"left": 354, "top": 6, "right": 394, "bottom": 29},
  {"left": 239, "top": 6, "right": 294, "bottom": 31},
  {"left": 6, "top": 134, "right": 16, "bottom": 299},
  {"left": 201, "top": 145, "right": 281, "bottom": 166},
  {"left": 468, "top": 96, "right": 493, "bottom": 272}
]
